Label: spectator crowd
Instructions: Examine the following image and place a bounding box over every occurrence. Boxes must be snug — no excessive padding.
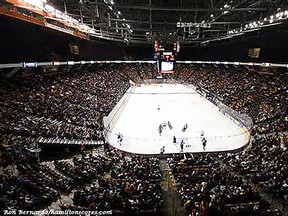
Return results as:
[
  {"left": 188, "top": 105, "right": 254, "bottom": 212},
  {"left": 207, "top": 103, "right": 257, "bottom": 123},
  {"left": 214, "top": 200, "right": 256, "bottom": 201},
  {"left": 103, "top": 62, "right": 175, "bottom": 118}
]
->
[
  {"left": 0, "top": 63, "right": 287, "bottom": 215},
  {"left": 177, "top": 64, "right": 287, "bottom": 134}
]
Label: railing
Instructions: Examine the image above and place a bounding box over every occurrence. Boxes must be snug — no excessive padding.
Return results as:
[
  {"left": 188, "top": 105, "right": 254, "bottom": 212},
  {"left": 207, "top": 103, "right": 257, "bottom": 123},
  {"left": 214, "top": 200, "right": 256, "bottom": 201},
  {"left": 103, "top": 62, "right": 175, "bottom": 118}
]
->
[
  {"left": 0, "top": 6, "right": 89, "bottom": 41},
  {"left": 103, "top": 86, "right": 135, "bottom": 136},
  {"left": 0, "top": 6, "right": 43, "bottom": 26},
  {"left": 103, "top": 81, "right": 251, "bottom": 154},
  {"left": 196, "top": 87, "right": 254, "bottom": 131}
]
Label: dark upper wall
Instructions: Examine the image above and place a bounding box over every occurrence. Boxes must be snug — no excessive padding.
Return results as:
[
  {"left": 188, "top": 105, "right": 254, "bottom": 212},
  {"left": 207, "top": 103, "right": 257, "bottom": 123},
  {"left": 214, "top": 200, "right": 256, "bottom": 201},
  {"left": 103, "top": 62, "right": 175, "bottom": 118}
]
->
[
  {"left": 1, "top": 15, "right": 287, "bottom": 64},
  {"left": 178, "top": 24, "right": 288, "bottom": 63},
  {"left": 0, "top": 16, "right": 124, "bottom": 63}
]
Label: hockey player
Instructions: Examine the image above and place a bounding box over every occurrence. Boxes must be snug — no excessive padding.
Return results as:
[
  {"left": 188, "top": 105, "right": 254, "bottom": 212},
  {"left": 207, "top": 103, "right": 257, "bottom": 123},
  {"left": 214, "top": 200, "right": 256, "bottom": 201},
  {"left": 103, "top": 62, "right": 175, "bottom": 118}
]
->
[
  {"left": 173, "top": 136, "right": 176, "bottom": 144},
  {"left": 200, "top": 130, "right": 204, "bottom": 137},
  {"left": 168, "top": 121, "right": 173, "bottom": 129},
  {"left": 180, "top": 139, "right": 184, "bottom": 152},
  {"left": 201, "top": 137, "right": 207, "bottom": 150},
  {"left": 117, "top": 133, "right": 123, "bottom": 145},
  {"left": 159, "top": 124, "right": 163, "bottom": 136},
  {"left": 182, "top": 123, "right": 188, "bottom": 132},
  {"left": 160, "top": 146, "right": 165, "bottom": 154}
]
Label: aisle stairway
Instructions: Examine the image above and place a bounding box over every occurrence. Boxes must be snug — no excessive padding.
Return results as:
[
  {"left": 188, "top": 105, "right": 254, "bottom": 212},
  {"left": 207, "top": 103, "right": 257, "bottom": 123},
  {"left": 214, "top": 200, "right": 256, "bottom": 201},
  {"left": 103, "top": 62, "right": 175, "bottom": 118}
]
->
[{"left": 159, "top": 159, "right": 186, "bottom": 216}]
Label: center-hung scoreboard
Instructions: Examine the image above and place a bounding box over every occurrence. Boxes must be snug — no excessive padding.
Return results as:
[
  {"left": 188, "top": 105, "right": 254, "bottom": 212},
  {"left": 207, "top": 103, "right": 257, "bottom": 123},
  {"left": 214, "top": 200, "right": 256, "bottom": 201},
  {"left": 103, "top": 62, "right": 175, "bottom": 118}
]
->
[
  {"left": 157, "top": 51, "right": 176, "bottom": 74},
  {"left": 154, "top": 40, "right": 180, "bottom": 74}
]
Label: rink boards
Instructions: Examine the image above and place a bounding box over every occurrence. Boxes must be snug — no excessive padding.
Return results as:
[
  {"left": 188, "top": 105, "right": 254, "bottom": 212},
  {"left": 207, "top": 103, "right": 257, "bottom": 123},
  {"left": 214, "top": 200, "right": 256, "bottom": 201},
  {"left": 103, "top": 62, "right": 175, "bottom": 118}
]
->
[{"left": 104, "top": 84, "right": 250, "bottom": 155}]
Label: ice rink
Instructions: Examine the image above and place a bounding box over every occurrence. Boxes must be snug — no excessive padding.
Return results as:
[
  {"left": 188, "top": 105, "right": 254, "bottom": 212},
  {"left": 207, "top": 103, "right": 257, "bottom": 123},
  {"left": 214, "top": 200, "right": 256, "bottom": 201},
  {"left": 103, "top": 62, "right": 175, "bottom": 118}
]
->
[{"left": 104, "top": 84, "right": 250, "bottom": 154}]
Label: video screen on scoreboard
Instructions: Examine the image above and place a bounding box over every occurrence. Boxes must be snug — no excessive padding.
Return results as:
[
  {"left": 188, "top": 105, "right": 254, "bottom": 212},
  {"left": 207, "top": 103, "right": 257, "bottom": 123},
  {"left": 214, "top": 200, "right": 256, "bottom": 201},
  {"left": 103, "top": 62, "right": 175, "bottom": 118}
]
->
[
  {"left": 161, "top": 61, "right": 175, "bottom": 71},
  {"left": 157, "top": 51, "right": 176, "bottom": 74}
]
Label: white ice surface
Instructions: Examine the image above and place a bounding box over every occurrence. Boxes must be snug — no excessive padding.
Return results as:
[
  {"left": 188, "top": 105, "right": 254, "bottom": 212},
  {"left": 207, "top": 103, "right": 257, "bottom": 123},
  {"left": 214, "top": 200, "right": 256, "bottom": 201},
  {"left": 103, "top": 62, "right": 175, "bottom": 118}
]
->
[{"left": 105, "top": 84, "right": 249, "bottom": 154}]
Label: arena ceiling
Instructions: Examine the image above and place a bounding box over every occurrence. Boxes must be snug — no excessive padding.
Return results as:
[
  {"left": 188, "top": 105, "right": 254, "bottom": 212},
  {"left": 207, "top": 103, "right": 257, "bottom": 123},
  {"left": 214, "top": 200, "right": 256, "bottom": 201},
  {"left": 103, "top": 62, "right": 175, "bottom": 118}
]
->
[{"left": 49, "top": 0, "right": 288, "bottom": 45}]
